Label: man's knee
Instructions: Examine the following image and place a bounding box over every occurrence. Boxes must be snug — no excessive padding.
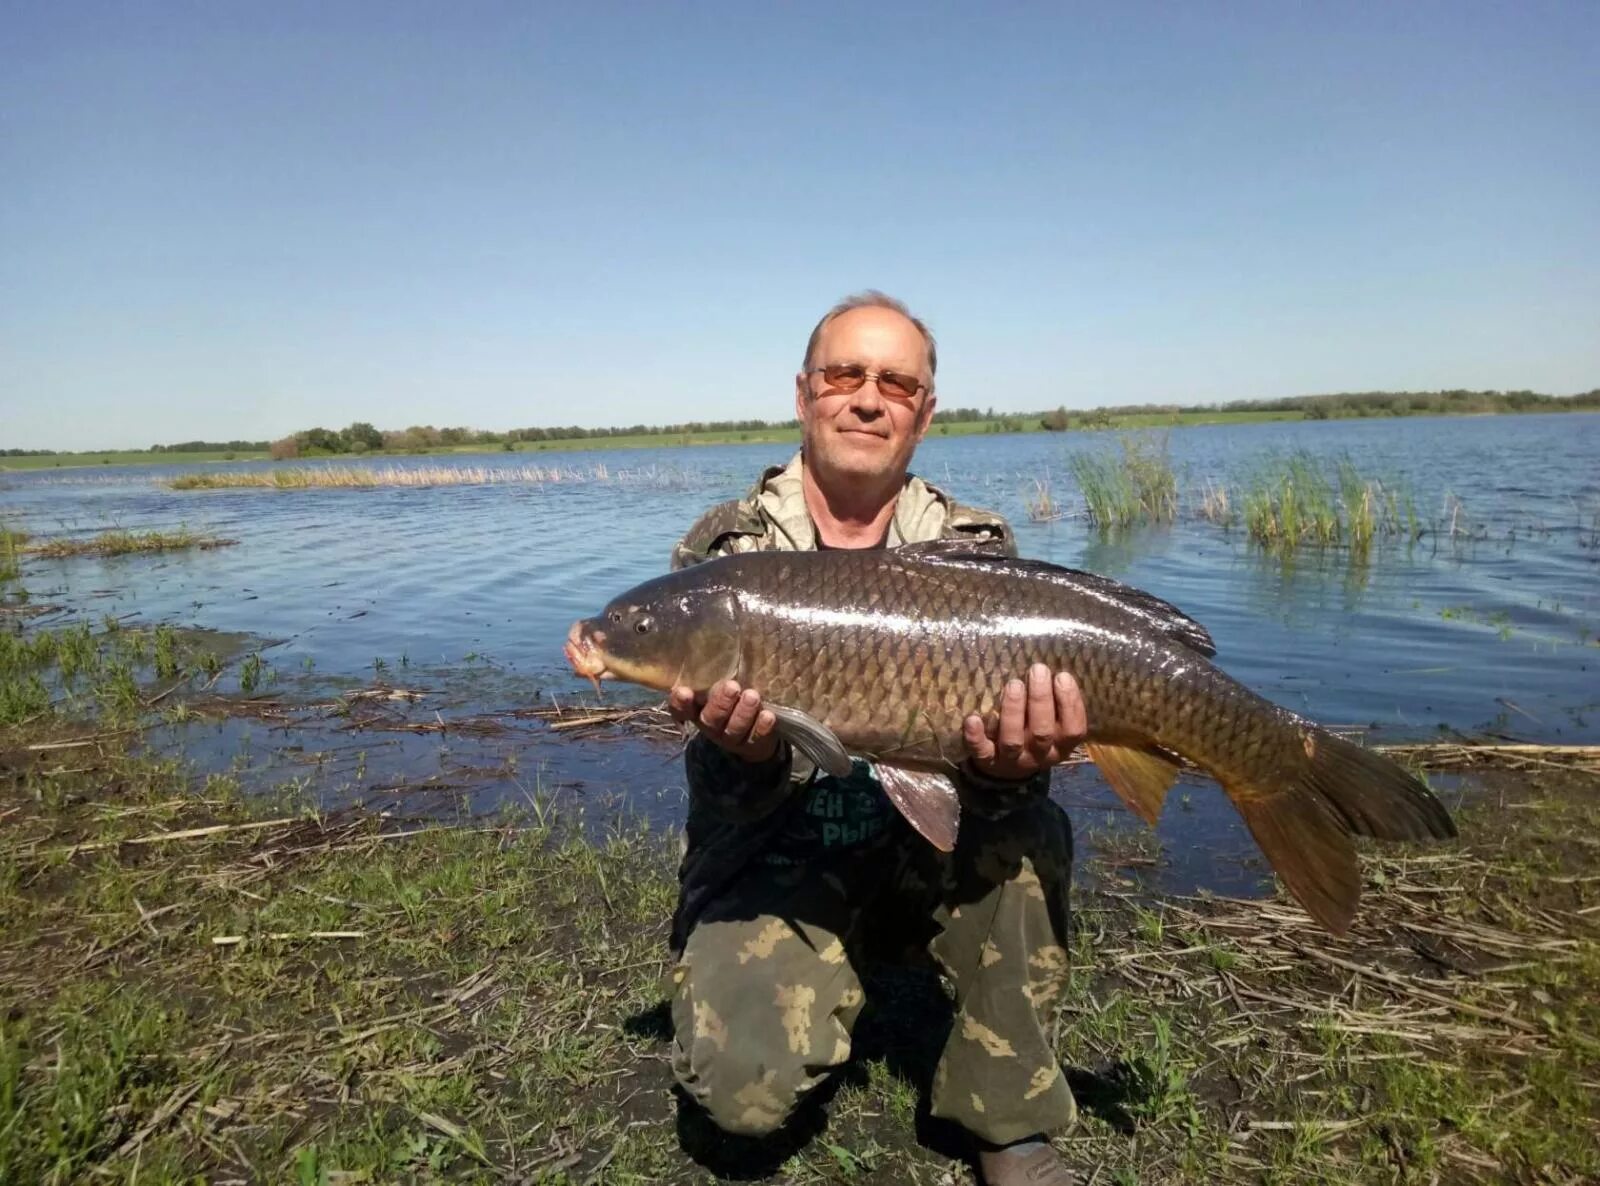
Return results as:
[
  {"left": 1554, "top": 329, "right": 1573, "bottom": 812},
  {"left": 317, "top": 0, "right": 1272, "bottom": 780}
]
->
[{"left": 673, "top": 1041, "right": 818, "bottom": 1137}]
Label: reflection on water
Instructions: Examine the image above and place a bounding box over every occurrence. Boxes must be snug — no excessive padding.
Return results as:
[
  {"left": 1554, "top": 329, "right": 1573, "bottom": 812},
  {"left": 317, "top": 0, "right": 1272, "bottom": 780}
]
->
[{"left": 4, "top": 413, "right": 1597, "bottom": 898}]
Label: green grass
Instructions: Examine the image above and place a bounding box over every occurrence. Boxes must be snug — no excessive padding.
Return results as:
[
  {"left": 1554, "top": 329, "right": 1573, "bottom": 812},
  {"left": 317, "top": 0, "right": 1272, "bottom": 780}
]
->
[
  {"left": 0, "top": 620, "right": 228, "bottom": 727},
  {"left": 0, "top": 450, "right": 268, "bottom": 471},
  {"left": 22, "top": 527, "right": 237, "bottom": 558},
  {"left": 3, "top": 732, "right": 1594, "bottom": 1183},
  {"left": 0, "top": 522, "right": 25, "bottom": 582},
  {"left": 1069, "top": 434, "right": 1178, "bottom": 527},
  {"left": 1238, "top": 452, "right": 1418, "bottom": 556}
]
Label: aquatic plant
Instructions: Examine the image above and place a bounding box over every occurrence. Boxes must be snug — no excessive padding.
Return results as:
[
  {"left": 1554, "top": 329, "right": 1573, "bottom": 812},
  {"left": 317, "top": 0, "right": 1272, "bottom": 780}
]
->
[
  {"left": 1196, "top": 478, "right": 1233, "bottom": 529},
  {"left": 166, "top": 461, "right": 695, "bottom": 490},
  {"left": 1023, "top": 476, "right": 1068, "bottom": 522},
  {"left": 24, "top": 527, "right": 237, "bottom": 558},
  {"left": 0, "top": 620, "right": 230, "bottom": 726},
  {"left": 1238, "top": 452, "right": 1417, "bottom": 555},
  {"left": 0, "top": 522, "right": 24, "bottom": 582},
  {"left": 168, "top": 457, "right": 614, "bottom": 486},
  {"left": 1070, "top": 435, "right": 1178, "bottom": 528}
]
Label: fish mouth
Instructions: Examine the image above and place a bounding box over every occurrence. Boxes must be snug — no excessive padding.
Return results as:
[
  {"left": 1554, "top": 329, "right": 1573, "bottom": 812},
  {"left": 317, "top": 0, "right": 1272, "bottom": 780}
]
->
[{"left": 564, "top": 620, "right": 611, "bottom": 696}]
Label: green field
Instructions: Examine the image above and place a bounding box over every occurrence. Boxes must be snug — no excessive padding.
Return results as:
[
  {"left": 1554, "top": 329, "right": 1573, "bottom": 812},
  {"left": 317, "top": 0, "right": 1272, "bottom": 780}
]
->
[{"left": 0, "top": 449, "right": 269, "bottom": 471}]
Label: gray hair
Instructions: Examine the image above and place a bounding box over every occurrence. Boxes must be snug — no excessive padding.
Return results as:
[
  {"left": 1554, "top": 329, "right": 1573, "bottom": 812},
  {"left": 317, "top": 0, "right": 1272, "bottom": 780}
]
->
[{"left": 802, "top": 290, "right": 938, "bottom": 382}]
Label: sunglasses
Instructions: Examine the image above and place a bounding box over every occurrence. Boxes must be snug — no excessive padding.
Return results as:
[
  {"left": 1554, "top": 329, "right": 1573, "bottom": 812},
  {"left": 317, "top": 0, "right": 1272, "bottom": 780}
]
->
[{"left": 806, "top": 363, "right": 928, "bottom": 403}]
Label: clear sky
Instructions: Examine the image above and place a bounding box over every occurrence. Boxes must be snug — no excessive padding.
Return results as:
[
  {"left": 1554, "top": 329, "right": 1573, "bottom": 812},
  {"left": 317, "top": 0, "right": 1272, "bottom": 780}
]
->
[{"left": 2, "top": 2, "right": 1596, "bottom": 450}]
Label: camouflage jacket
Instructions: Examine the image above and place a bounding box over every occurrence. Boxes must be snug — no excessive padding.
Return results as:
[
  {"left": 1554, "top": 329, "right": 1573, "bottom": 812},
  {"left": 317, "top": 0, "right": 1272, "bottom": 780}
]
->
[{"left": 668, "top": 451, "right": 1049, "bottom": 952}]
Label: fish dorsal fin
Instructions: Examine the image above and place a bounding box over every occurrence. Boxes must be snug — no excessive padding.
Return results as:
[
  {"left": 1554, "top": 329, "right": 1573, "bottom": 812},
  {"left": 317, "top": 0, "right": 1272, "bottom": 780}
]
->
[
  {"left": 897, "top": 537, "right": 1010, "bottom": 558},
  {"left": 897, "top": 549, "right": 1217, "bottom": 658},
  {"left": 1086, "top": 742, "right": 1181, "bottom": 825}
]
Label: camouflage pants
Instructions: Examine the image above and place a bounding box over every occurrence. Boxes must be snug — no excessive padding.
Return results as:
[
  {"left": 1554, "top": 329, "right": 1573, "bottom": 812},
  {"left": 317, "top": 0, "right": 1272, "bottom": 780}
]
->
[{"left": 669, "top": 799, "right": 1076, "bottom": 1146}]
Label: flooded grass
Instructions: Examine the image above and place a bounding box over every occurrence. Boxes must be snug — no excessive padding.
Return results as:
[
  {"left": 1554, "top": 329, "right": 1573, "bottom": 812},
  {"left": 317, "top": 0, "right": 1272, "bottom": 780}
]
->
[
  {"left": 0, "top": 619, "right": 226, "bottom": 727},
  {"left": 1238, "top": 452, "right": 1419, "bottom": 556},
  {"left": 1023, "top": 475, "right": 1069, "bottom": 522},
  {"left": 1196, "top": 477, "right": 1233, "bottom": 529},
  {"left": 165, "top": 461, "right": 702, "bottom": 490},
  {"left": 23, "top": 527, "right": 237, "bottom": 558},
  {"left": 1070, "top": 435, "right": 1178, "bottom": 527},
  {"left": 0, "top": 522, "right": 25, "bottom": 582}
]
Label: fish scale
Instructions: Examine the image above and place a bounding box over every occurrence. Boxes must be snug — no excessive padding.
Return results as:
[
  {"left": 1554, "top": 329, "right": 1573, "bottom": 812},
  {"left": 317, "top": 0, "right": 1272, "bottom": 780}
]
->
[{"left": 566, "top": 543, "right": 1457, "bottom": 933}]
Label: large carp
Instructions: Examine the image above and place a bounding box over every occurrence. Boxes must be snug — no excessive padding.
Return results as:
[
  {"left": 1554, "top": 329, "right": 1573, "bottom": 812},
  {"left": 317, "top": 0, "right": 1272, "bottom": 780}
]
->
[{"left": 564, "top": 542, "right": 1455, "bottom": 932}]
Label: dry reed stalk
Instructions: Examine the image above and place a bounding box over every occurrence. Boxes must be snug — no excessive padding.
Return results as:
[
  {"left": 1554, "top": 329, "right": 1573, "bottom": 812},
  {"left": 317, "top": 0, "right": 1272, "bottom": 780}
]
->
[{"left": 51, "top": 816, "right": 300, "bottom": 855}]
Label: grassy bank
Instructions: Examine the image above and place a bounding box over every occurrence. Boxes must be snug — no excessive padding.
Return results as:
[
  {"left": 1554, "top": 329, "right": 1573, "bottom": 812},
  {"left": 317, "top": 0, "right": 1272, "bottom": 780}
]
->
[
  {"left": 1, "top": 450, "right": 269, "bottom": 471},
  {"left": 1, "top": 624, "right": 1595, "bottom": 1182}
]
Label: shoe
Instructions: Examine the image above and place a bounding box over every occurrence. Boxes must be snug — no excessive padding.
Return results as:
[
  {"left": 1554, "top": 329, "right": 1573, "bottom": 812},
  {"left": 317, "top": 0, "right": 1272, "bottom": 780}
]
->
[{"left": 977, "top": 1138, "right": 1073, "bottom": 1185}]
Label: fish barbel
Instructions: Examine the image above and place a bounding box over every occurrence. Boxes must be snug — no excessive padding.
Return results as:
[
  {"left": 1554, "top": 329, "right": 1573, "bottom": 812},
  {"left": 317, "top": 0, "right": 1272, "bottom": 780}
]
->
[{"left": 564, "top": 541, "right": 1455, "bottom": 933}]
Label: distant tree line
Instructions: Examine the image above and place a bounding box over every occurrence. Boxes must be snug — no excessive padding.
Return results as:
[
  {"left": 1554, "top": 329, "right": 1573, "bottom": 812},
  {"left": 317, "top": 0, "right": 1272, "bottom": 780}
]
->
[
  {"left": 1038, "top": 389, "right": 1600, "bottom": 430},
  {"left": 260, "top": 409, "right": 1002, "bottom": 457},
  {"left": 16, "top": 392, "right": 1594, "bottom": 457},
  {"left": 150, "top": 439, "right": 270, "bottom": 453}
]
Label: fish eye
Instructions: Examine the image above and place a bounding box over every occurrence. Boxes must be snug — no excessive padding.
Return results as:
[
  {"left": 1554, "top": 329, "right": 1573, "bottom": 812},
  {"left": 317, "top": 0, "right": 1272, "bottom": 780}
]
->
[{"left": 634, "top": 616, "right": 653, "bottom": 634}]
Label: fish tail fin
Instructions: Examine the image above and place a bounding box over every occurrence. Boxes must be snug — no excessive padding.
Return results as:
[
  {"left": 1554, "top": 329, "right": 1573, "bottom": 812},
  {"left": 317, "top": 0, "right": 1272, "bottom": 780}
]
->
[
  {"left": 1226, "top": 730, "right": 1456, "bottom": 934},
  {"left": 1299, "top": 729, "right": 1458, "bottom": 843}
]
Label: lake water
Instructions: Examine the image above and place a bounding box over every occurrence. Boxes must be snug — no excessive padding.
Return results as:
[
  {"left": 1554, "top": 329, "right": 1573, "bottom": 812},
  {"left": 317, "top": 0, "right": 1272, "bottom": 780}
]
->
[{"left": 4, "top": 414, "right": 1597, "bottom": 896}]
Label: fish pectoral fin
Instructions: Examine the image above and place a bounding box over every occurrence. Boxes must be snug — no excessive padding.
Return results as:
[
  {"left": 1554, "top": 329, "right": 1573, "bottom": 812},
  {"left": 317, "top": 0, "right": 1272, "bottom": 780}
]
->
[
  {"left": 768, "top": 705, "right": 854, "bottom": 779},
  {"left": 1086, "top": 742, "right": 1180, "bottom": 826},
  {"left": 876, "top": 766, "right": 961, "bottom": 852}
]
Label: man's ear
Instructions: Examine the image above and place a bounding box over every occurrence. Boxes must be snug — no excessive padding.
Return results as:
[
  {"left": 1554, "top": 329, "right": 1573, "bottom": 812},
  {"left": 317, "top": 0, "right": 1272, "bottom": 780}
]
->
[
  {"left": 913, "top": 392, "right": 938, "bottom": 442},
  {"left": 794, "top": 373, "right": 810, "bottom": 423}
]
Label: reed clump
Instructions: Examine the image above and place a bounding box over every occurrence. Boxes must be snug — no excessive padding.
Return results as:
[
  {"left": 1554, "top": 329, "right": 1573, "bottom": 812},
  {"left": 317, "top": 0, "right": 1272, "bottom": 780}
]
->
[
  {"left": 1023, "top": 476, "right": 1068, "bottom": 522},
  {"left": 1196, "top": 478, "right": 1233, "bottom": 529},
  {"left": 25, "top": 528, "right": 237, "bottom": 558},
  {"left": 1070, "top": 435, "right": 1178, "bottom": 528},
  {"left": 1240, "top": 452, "right": 1417, "bottom": 555},
  {"left": 165, "top": 461, "right": 696, "bottom": 490},
  {"left": 0, "top": 522, "right": 26, "bottom": 581}
]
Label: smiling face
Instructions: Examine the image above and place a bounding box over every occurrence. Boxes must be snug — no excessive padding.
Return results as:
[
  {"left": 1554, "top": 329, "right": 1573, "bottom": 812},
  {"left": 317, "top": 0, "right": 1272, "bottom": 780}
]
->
[{"left": 794, "top": 304, "right": 937, "bottom": 489}]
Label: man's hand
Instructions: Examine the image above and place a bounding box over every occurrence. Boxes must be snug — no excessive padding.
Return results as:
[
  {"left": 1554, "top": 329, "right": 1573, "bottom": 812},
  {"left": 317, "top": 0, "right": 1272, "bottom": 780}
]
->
[
  {"left": 963, "top": 664, "right": 1087, "bottom": 781},
  {"left": 668, "top": 680, "right": 781, "bottom": 764}
]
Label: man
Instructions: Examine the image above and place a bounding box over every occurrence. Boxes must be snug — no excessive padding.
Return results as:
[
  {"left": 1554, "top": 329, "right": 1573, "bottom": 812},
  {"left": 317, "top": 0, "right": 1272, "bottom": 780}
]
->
[{"left": 665, "top": 292, "right": 1085, "bottom": 1186}]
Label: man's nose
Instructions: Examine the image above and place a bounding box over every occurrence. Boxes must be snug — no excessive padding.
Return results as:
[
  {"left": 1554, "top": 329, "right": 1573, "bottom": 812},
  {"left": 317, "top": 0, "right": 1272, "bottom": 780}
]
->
[{"left": 848, "top": 378, "right": 887, "bottom": 414}]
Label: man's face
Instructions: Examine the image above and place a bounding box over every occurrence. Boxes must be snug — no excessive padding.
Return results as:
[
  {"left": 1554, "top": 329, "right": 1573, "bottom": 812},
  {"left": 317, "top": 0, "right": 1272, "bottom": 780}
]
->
[{"left": 794, "top": 305, "right": 937, "bottom": 486}]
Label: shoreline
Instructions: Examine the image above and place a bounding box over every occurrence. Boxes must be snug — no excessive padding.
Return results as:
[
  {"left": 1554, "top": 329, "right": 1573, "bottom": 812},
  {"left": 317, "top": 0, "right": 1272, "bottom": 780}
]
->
[{"left": 6, "top": 405, "right": 1598, "bottom": 473}]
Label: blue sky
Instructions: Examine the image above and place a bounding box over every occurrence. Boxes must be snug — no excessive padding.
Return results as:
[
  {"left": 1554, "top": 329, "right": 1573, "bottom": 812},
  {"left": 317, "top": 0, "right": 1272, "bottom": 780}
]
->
[{"left": 2, "top": 2, "right": 1596, "bottom": 450}]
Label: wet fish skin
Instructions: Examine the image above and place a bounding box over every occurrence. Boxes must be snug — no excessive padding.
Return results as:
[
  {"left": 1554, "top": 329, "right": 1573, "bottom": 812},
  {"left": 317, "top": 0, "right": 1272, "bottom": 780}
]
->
[{"left": 565, "top": 542, "right": 1456, "bottom": 933}]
